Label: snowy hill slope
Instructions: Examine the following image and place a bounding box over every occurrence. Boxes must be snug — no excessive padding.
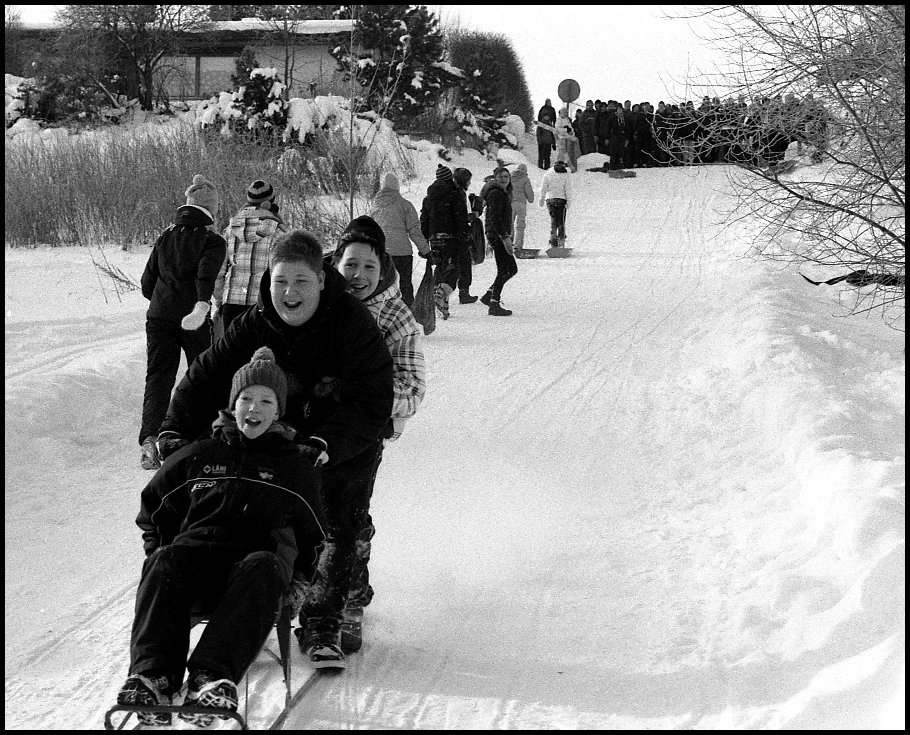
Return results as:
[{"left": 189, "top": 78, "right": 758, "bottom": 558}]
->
[{"left": 4, "top": 149, "right": 904, "bottom": 729}]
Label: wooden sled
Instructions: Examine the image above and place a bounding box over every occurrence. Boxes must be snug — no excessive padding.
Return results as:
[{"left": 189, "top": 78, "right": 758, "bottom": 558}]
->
[
  {"left": 513, "top": 248, "right": 540, "bottom": 259},
  {"left": 546, "top": 247, "right": 573, "bottom": 258}
]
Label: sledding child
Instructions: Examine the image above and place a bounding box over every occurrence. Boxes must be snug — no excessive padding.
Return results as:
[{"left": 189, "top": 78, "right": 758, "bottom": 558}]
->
[
  {"left": 539, "top": 157, "right": 574, "bottom": 248},
  {"left": 116, "top": 347, "right": 327, "bottom": 727},
  {"left": 154, "top": 229, "right": 394, "bottom": 669},
  {"left": 328, "top": 215, "right": 426, "bottom": 652},
  {"left": 139, "top": 174, "right": 227, "bottom": 470}
]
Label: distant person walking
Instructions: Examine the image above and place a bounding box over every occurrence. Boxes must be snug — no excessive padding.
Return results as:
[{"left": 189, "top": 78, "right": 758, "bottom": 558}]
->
[
  {"left": 213, "top": 179, "right": 287, "bottom": 337},
  {"left": 138, "top": 174, "right": 226, "bottom": 470},
  {"left": 510, "top": 163, "right": 535, "bottom": 252},
  {"left": 539, "top": 158, "right": 573, "bottom": 248},
  {"left": 536, "top": 98, "right": 557, "bottom": 169},
  {"left": 479, "top": 167, "right": 517, "bottom": 317},
  {"left": 369, "top": 172, "right": 431, "bottom": 308}
]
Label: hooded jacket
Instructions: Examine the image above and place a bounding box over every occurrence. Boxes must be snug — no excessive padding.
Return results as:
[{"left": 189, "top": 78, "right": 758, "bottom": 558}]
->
[
  {"left": 215, "top": 204, "right": 288, "bottom": 307},
  {"left": 419, "top": 178, "right": 470, "bottom": 243},
  {"left": 510, "top": 165, "right": 535, "bottom": 211},
  {"left": 136, "top": 413, "right": 327, "bottom": 586},
  {"left": 369, "top": 173, "right": 430, "bottom": 258},
  {"left": 159, "top": 264, "right": 394, "bottom": 468},
  {"left": 141, "top": 205, "right": 227, "bottom": 322}
]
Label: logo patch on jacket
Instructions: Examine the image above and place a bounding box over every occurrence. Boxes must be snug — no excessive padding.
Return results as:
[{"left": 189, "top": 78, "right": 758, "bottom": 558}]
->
[
  {"left": 202, "top": 464, "right": 227, "bottom": 475},
  {"left": 258, "top": 467, "right": 275, "bottom": 481},
  {"left": 191, "top": 480, "right": 217, "bottom": 492}
]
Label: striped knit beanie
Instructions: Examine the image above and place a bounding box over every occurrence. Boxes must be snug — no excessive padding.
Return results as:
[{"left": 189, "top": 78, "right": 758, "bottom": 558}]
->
[
  {"left": 435, "top": 164, "right": 453, "bottom": 182},
  {"left": 247, "top": 179, "right": 275, "bottom": 205},
  {"left": 229, "top": 346, "right": 288, "bottom": 417}
]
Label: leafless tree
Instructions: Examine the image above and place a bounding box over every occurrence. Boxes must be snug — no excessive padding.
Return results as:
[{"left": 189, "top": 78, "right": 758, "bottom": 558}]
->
[
  {"left": 671, "top": 5, "right": 905, "bottom": 321},
  {"left": 56, "top": 4, "right": 212, "bottom": 110}
]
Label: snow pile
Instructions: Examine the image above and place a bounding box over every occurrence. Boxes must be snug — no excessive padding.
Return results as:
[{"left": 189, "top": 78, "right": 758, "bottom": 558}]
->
[{"left": 5, "top": 73, "right": 30, "bottom": 125}]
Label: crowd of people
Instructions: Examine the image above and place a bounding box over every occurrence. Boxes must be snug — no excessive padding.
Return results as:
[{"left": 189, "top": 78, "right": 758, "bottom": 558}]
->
[{"left": 537, "top": 93, "right": 830, "bottom": 171}]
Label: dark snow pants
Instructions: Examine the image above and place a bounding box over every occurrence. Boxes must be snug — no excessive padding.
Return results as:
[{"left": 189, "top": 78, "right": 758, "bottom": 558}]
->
[
  {"left": 487, "top": 233, "right": 518, "bottom": 301},
  {"left": 455, "top": 238, "right": 473, "bottom": 293},
  {"left": 537, "top": 141, "right": 551, "bottom": 169},
  {"left": 391, "top": 255, "right": 415, "bottom": 307},
  {"left": 140, "top": 317, "right": 211, "bottom": 445},
  {"left": 546, "top": 199, "right": 567, "bottom": 245},
  {"left": 430, "top": 235, "right": 459, "bottom": 292},
  {"left": 129, "top": 545, "right": 285, "bottom": 688},
  {"left": 302, "top": 440, "right": 384, "bottom": 624}
]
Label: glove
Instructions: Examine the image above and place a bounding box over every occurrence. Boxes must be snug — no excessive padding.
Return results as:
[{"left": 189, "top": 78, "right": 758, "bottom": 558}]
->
[
  {"left": 181, "top": 301, "right": 209, "bottom": 331},
  {"left": 156, "top": 431, "right": 189, "bottom": 461},
  {"left": 297, "top": 436, "right": 329, "bottom": 467},
  {"left": 419, "top": 250, "right": 437, "bottom": 266}
]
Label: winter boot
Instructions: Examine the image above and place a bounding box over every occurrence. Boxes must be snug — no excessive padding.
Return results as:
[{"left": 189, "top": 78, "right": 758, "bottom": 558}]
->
[
  {"left": 140, "top": 436, "right": 161, "bottom": 470},
  {"left": 297, "top": 616, "right": 346, "bottom": 669},
  {"left": 179, "top": 669, "right": 238, "bottom": 728},
  {"left": 117, "top": 673, "right": 174, "bottom": 726},
  {"left": 479, "top": 290, "right": 493, "bottom": 307},
  {"left": 434, "top": 283, "right": 453, "bottom": 320},
  {"left": 458, "top": 289, "right": 478, "bottom": 304},
  {"left": 340, "top": 604, "right": 364, "bottom": 654},
  {"left": 488, "top": 299, "right": 513, "bottom": 317}
]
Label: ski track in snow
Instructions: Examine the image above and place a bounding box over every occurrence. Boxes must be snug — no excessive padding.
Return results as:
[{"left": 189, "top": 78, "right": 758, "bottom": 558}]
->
[{"left": 4, "top": 158, "right": 904, "bottom": 729}]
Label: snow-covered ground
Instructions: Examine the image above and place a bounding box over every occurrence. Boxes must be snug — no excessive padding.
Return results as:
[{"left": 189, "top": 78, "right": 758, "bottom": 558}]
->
[{"left": 4, "top": 139, "right": 905, "bottom": 729}]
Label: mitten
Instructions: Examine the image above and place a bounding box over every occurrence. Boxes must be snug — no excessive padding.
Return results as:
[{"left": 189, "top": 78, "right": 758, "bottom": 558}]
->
[
  {"left": 297, "top": 436, "right": 329, "bottom": 467},
  {"left": 181, "top": 301, "right": 209, "bottom": 331},
  {"left": 156, "top": 431, "right": 189, "bottom": 461}
]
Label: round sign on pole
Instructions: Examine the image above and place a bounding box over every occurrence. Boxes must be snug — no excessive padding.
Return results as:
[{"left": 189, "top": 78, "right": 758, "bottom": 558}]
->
[{"left": 557, "top": 78, "right": 580, "bottom": 104}]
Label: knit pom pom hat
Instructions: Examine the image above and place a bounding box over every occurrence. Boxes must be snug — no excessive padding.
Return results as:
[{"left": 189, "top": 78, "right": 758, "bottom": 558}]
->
[
  {"left": 435, "top": 164, "right": 453, "bottom": 182},
  {"left": 229, "top": 346, "right": 288, "bottom": 417},
  {"left": 185, "top": 174, "right": 219, "bottom": 216},
  {"left": 246, "top": 179, "right": 275, "bottom": 205}
]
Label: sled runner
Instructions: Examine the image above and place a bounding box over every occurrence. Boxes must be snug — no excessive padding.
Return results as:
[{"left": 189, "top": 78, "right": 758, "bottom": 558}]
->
[
  {"left": 513, "top": 248, "right": 539, "bottom": 259},
  {"left": 105, "top": 604, "right": 298, "bottom": 730}
]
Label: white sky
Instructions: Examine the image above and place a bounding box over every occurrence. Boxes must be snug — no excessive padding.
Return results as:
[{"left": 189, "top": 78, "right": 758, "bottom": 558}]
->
[{"left": 11, "top": 4, "right": 733, "bottom": 109}]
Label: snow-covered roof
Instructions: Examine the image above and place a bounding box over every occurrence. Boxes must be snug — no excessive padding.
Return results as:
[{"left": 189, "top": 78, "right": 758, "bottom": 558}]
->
[
  {"left": 209, "top": 19, "right": 354, "bottom": 34},
  {"left": 19, "top": 18, "right": 354, "bottom": 35}
]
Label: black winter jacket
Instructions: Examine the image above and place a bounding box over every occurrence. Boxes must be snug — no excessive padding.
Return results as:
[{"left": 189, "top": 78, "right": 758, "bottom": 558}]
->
[
  {"left": 482, "top": 182, "right": 512, "bottom": 240},
  {"left": 136, "top": 415, "right": 327, "bottom": 586},
  {"left": 141, "top": 205, "right": 227, "bottom": 322},
  {"left": 419, "top": 179, "right": 470, "bottom": 243},
  {"left": 159, "top": 265, "right": 394, "bottom": 467}
]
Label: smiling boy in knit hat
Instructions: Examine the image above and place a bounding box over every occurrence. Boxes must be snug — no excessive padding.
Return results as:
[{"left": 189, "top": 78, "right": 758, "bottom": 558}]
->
[
  {"left": 213, "top": 179, "right": 289, "bottom": 337},
  {"left": 117, "top": 345, "right": 327, "bottom": 727},
  {"left": 139, "top": 174, "right": 227, "bottom": 470}
]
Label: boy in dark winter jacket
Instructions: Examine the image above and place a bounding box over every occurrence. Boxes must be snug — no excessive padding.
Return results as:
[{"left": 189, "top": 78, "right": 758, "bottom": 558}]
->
[
  {"left": 139, "top": 174, "right": 227, "bottom": 470},
  {"left": 116, "top": 347, "right": 326, "bottom": 727},
  {"left": 479, "top": 167, "right": 518, "bottom": 316},
  {"left": 155, "top": 229, "right": 394, "bottom": 669},
  {"left": 419, "top": 164, "right": 471, "bottom": 319}
]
